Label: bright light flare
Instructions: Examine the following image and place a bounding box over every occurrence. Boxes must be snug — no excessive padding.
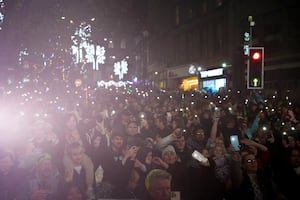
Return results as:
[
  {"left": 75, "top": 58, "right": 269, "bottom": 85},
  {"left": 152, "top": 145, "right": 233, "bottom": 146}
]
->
[{"left": 0, "top": 103, "right": 27, "bottom": 145}]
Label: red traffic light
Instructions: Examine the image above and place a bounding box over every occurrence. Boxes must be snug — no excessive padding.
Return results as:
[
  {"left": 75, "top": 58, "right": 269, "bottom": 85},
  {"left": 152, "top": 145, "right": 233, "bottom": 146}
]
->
[
  {"left": 251, "top": 51, "right": 262, "bottom": 60},
  {"left": 247, "top": 47, "right": 264, "bottom": 89}
]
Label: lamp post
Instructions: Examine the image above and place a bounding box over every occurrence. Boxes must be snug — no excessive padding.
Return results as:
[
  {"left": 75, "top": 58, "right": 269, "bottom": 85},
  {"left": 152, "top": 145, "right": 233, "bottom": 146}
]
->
[{"left": 197, "top": 66, "right": 202, "bottom": 90}]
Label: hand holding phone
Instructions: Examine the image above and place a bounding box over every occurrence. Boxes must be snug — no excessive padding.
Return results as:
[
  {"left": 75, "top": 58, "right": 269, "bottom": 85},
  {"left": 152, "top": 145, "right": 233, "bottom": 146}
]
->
[
  {"left": 192, "top": 150, "right": 208, "bottom": 163},
  {"left": 230, "top": 135, "right": 240, "bottom": 151}
]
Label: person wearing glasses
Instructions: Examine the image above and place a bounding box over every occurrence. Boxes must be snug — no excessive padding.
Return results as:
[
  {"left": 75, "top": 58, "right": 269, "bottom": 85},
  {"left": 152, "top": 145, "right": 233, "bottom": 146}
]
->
[{"left": 235, "top": 153, "right": 278, "bottom": 200}]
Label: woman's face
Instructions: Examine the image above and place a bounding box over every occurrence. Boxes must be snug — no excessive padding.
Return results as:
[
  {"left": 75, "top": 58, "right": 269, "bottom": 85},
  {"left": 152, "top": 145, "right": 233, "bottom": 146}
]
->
[
  {"left": 145, "top": 151, "right": 153, "bottom": 165},
  {"left": 213, "top": 146, "right": 224, "bottom": 157}
]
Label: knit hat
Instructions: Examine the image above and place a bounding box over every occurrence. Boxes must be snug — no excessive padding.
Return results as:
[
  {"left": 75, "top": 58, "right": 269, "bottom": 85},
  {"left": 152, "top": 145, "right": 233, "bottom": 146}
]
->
[
  {"left": 161, "top": 145, "right": 176, "bottom": 157},
  {"left": 36, "top": 153, "right": 52, "bottom": 166}
]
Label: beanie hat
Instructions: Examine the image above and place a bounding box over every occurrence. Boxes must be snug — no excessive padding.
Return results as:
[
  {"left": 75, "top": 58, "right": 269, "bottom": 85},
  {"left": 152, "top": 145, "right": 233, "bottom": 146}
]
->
[
  {"left": 161, "top": 145, "right": 176, "bottom": 158},
  {"left": 37, "top": 153, "right": 52, "bottom": 165}
]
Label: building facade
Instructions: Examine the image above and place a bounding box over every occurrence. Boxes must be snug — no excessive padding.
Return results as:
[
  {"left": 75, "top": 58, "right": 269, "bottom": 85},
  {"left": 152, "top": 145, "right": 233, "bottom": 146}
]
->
[{"left": 146, "top": 0, "right": 300, "bottom": 99}]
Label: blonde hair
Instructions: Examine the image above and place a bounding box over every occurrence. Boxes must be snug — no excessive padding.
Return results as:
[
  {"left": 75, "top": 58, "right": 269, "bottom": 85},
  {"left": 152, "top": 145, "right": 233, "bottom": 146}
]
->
[{"left": 145, "top": 169, "right": 172, "bottom": 191}]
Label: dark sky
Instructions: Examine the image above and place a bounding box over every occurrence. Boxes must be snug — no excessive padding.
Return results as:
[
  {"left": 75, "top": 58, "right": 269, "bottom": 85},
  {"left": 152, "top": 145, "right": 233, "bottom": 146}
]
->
[{"left": 0, "top": 0, "right": 148, "bottom": 69}]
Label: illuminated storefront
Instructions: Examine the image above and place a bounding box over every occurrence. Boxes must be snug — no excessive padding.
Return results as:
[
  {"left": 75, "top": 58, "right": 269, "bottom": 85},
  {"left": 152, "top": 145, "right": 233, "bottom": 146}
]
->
[
  {"left": 167, "top": 65, "right": 227, "bottom": 93},
  {"left": 200, "top": 68, "right": 227, "bottom": 93}
]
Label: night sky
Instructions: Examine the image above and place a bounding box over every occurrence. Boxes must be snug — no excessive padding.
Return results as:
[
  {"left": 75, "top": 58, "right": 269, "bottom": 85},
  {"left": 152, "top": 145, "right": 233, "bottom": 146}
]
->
[{"left": 0, "top": 0, "right": 148, "bottom": 71}]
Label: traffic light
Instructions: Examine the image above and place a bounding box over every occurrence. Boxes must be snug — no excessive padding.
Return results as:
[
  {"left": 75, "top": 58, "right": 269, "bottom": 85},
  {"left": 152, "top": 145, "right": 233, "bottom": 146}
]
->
[{"left": 247, "top": 47, "right": 264, "bottom": 89}]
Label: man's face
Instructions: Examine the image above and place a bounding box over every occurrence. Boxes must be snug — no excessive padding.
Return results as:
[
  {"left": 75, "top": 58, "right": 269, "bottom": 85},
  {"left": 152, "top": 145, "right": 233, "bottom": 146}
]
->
[
  {"left": 290, "top": 149, "right": 300, "bottom": 168},
  {"left": 194, "top": 129, "right": 205, "bottom": 141},
  {"left": 243, "top": 154, "right": 258, "bottom": 174},
  {"left": 149, "top": 178, "right": 171, "bottom": 200},
  {"left": 174, "top": 136, "right": 185, "bottom": 151},
  {"left": 111, "top": 136, "right": 124, "bottom": 149},
  {"left": 121, "top": 114, "right": 130, "bottom": 126},
  {"left": 0, "top": 155, "right": 14, "bottom": 175},
  {"left": 70, "top": 147, "right": 84, "bottom": 165},
  {"left": 163, "top": 151, "right": 176, "bottom": 165},
  {"left": 126, "top": 122, "right": 139, "bottom": 136},
  {"left": 37, "top": 159, "right": 53, "bottom": 178}
]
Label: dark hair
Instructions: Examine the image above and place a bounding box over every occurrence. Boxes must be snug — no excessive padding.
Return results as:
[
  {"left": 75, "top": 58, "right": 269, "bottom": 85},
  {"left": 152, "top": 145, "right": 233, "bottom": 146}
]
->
[
  {"left": 136, "top": 147, "right": 152, "bottom": 163},
  {"left": 126, "top": 135, "right": 143, "bottom": 148},
  {"left": 111, "top": 129, "right": 126, "bottom": 138},
  {"left": 172, "top": 117, "right": 185, "bottom": 129},
  {"left": 66, "top": 142, "right": 85, "bottom": 154}
]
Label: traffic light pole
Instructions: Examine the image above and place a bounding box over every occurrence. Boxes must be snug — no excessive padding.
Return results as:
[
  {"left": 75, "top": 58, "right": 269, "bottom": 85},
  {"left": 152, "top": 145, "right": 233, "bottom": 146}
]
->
[{"left": 248, "top": 16, "right": 255, "bottom": 47}]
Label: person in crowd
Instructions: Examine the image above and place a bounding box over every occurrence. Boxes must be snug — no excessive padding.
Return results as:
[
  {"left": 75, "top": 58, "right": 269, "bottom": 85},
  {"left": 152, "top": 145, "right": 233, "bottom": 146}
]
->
[
  {"left": 170, "top": 117, "right": 185, "bottom": 132},
  {"left": 239, "top": 138, "right": 270, "bottom": 172},
  {"left": 185, "top": 115, "right": 199, "bottom": 136},
  {"left": 154, "top": 115, "right": 172, "bottom": 138},
  {"left": 97, "top": 130, "right": 136, "bottom": 198},
  {"left": 206, "top": 110, "right": 221, "bottom": 150},
  {"left": 18, "top": 119, "right": 61, "bottom": 173},
  {"left": 132, "top": 147, "right": 156, "bottom": 199},
  {"left": 273, "top": 147, "right": 300, "bottom": 200},
  {"left": 28, "top": 153, "right": 64, "bottom": 200},
  {"left": 159, "top": 145, "right": 189, "bottom": 200},
  {"left": 118, "top": 169, "right": 141, "bottom": 199},
  {"left": 60, "top": 113, "right": 84, "bottom": 146},
  {"left": 199, "top": 109, "right": 214, "bottom": 138},
  {"left": 235, "top": 152, "right": 277, "bottom": 200},
  {"left": 155, "top": 125, "right": 183, "bottom": 150},
  {"left": 211, "top": 144, "right": 231, "bottom": 185},
  {"left": 289, "top": 147, "right": 300, "bottom": 173},
  {"left": 139, "top": 114, "right": 156, "bottom": 139},
  {"left": 0, "top": 149, "right": 29, "bottom": 200},
  {"left": 282, "top": 133, "right": 299, "bottom": 150},
  {"left": 144, "top": 169, "right": 172, "bottom": 200},
  {"left": 188, "top": 147, "right": 223, "bottom": 200},
  {"left": 63, "top": 143, "right": 95, "bottom": 200},
  {"left": 83, "top": 112, "right": 110, "bottom": 167},
  {"left": 111, "top": 109, "right": 132, "bottom": 134},
  {"left": 219, "top": 114, "right": 242, "bottom": 148},
  {"left": 251, "top": 123, "right": 275, "bottom": 147},
  {"left": 172, "top": 134, "right": 193, "bottom": 165},
  {"left": 126, "top": 120, "right": 140, "bottom": 137},
  {"left": 4, "top": 81, "right": 300, "bottom": 200},
  {"left": 186, "top": 126, "right": 209, "bottom": 152}
]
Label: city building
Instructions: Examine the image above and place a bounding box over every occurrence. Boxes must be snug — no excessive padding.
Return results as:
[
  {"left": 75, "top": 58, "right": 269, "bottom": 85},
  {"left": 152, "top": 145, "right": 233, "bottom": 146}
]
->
[{"left": 146, "top": 0, "right": 300, "bottom": 99}]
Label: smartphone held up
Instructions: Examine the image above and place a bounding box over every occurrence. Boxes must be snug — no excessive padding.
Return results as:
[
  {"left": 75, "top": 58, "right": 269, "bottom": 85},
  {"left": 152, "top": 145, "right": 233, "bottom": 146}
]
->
[
  {"left": 192, "top": 150, "right": 208, "bottom": 163},
  {"left": 230, "top": 135, "right": 240, "bottom": 151}
]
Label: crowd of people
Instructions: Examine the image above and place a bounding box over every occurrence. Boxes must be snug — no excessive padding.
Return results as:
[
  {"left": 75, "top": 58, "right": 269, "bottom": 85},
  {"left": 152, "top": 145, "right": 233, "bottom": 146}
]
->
[{"left": 0, "top": 82, "right": 300, "bottom": 200}]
